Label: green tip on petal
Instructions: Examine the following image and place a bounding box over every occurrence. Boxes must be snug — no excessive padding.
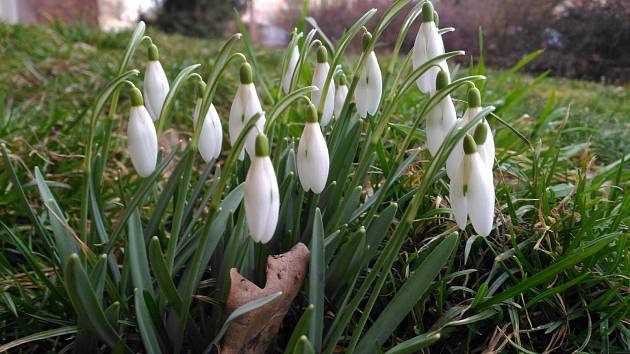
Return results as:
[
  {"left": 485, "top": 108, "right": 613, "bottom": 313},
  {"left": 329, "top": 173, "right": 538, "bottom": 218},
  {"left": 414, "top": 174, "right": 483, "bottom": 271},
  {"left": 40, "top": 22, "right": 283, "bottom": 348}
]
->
[
  {"left": 473, "top": 122, "right": 488, "bottom": 145},
  {"left": 130, "top": 87, "right": 143, "bottom": 106},
  {"left": 197, "top": 80, "right": 207, "bottom": 95},
  {"left": 240, "top": 62, "right": 253, "bottom": 84},
  {"left": 463, "top": 134, "right": 477, "bottom": 154},
  {"left": 467, "top": 87, "right": 481, "bottom": 108},
  {"left": 362, "top": 31, "right": 372, "bottom": 52},
  {"left": 255, "top": 133, "right": 269, "bottom": 157},
  {"left": 316, "top": 46, "right": 328, "bottom": 63},
  {"left": 148, "top": 44, "right": 159, "bottom": 61},
  {"left": 436, "top": 70, "right": 449, "bottom": 90},
  {"left": 305, "top": 102, "right": 318, "bottom": 123},
  {"left": 422, "top": 2, "right": 435, "bottom": 22}
]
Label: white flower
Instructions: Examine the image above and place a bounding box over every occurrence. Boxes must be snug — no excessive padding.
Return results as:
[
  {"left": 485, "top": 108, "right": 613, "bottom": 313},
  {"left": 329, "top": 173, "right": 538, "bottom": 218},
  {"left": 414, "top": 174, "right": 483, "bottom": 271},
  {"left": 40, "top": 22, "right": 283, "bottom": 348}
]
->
[
  {"left": 244, "top": 134, "right": 280, "bottom": 244},
  {"left": 311, "top": 46, "right": 335, "bottom": 127},
  {"left": 334, "top": 74, "right": 349, "bottom": 119},
  {"left": 127, "top": 87, "right": 158, "bottom": 177},
  {"left": 229, "top": 63, "right": 265, "bottom": 161},
  {"left": 412, "top": 2, "right": 450, "bottom": 94},
  {"left": 193, "top": 95, "right": 222, "bottom": 162},
  {"left": 356, "top": 33, "right": 382, "bottom": 117},
  {"left": 143, "top": 44, "right": 169, "bottom": 121},
  {"left": 297, "top": 103, "right": 330, "bottom": 193},
  {"left": 282, "top": 43, "right": 300, "bottom": 94},
  {"left": 446, "top": 88, "right": 488, "bottom": 179},
  {"left": 449, "top": 135, "right": 495, "bottom": 236},
  {"left": 426, "top": 70, "right": 457, "bottom": 156}
]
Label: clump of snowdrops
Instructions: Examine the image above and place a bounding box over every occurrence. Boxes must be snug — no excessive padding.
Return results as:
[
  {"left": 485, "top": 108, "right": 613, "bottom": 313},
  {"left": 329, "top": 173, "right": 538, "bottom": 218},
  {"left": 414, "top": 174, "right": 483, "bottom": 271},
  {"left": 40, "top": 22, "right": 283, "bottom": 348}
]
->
[{"left": 1, "top": 1, "right": 506, "bottom": 353}]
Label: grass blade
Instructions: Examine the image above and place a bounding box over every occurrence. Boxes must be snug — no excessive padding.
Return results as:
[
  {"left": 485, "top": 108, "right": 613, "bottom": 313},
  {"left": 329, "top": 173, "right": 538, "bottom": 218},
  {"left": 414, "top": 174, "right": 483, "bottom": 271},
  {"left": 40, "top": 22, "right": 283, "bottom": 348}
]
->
[{"left": 309, "top": 208, "right": 325, "bottom": 351}]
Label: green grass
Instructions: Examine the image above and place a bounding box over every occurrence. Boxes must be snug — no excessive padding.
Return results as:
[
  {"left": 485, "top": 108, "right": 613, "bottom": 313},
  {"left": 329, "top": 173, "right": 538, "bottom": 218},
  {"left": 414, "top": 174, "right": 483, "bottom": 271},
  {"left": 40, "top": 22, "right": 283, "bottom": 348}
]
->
[{"left": 0, "top": 20, "right": 628, "bottom": 353}]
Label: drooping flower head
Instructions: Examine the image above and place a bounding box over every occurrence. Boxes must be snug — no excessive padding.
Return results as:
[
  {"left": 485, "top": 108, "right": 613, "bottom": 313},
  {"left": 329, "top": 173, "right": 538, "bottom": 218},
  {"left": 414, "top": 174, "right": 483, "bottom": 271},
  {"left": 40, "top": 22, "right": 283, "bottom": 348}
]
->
[
  {"left": 449, "top": 135, "right": 495, "bottom": 236},
  {"left": 244, "top": 133, "right": 280, "bottom": 244},
  {"left": 193, "top": 81, "right": 222, "bottom": 162},
  {"left": 143, "top": 43, "right": 170, "bottom": 121},
  {"left": 446, "top": 86, "right": 483, "bottom": 179},
  {"left": 297, "top": 102, "right": 330, "bottom": 193},
  {"left": 412, "top": 1, "right": 450, "bottom": 94},
  {"left": 229, "top": 62, "right": 266, "bottom": 160},
  {"left": 355, "top": 31, "right": 382, "bottom": 118},
  {"left": 426, "top": 69, "right": 457, "bottom": 156},
  {"left": 311, "top": 46, "right": 335, "bottom": 127},
  {"left": 127, "top": 87, "right": 158, "bottom": 177}
]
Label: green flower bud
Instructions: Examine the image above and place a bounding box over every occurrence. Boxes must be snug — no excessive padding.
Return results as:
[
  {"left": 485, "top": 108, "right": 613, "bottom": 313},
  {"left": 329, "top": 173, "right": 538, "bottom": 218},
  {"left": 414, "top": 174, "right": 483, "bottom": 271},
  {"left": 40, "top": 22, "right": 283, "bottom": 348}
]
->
[
  {"left": 473, "top": 122, "right": 488, "bottom": 145},
  {"left": 255, "top": 133, "right": 269, "bottom": 157},
  {"left": 240, "top": 62, "right": 253, "bottom": 84},
  {"left": 422, "top": 2, "right": 434, "bottom": 22},
  {"left": 305, "top": 102, "right": 318, "bottom": 123},
  {"left": 148, "top": 44, "right": 159, "bottom": 61},
  {"left": 467, "top": 87, "right": 481, "bottom": 108},
  {"left": 362, "top": 31, "right": 372, "bottom": 52},
  {"left": 436, "top": 70, "right": 449, "bottom": 90},
  {"left": 130, "top": 87, "right": 143, "bottom": 107},
  {"left": 317, "top": 46, "right": 328, "bottom": 63},
  {"left": 463, "top": 134, "right": 478, "bottom": 154}
]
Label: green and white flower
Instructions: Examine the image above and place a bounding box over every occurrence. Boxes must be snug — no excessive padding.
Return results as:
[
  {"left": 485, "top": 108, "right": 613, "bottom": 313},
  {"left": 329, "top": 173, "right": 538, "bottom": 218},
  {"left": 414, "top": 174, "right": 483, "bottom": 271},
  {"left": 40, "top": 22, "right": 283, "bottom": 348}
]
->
[
  {"left": 311, "top": 46, "right": 335, "bottom": 127},
  {"left": 355, "top": 32, "right": 382, "bottom": 118},
  {"left": 229, "top": 62, "right": 265, "bottom": 160},
  {"left": 143, "top": 43, "right": 169, "bottom": 121},
  {"left": 127, "top": 87, "right": 158, "bottom": 177},
  {"left": 412, "top": 1, "right": 449, "bottom": 94},
  {"left": 244, "top": 133, "right": 280, "bottom": 244},
  {"left": 297, "top": 102, "right": 330, "bottom": 193}
]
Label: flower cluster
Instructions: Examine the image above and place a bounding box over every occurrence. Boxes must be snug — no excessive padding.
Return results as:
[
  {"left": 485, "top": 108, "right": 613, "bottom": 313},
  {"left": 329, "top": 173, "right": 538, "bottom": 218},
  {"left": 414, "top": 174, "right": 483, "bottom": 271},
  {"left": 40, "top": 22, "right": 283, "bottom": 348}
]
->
[
  {"left": 412, "top": 2, "right": 496, "bottom": 235},
  {"left": 125, "top": 0, "right": 496, "bottom": 247}
]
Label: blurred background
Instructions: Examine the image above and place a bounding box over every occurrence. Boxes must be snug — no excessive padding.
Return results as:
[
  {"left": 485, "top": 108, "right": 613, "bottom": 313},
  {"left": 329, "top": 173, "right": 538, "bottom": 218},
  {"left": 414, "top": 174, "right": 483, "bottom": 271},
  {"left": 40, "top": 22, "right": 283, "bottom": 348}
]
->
[{"left": 1, "top": 0, "right": 629, "bottom": 82}]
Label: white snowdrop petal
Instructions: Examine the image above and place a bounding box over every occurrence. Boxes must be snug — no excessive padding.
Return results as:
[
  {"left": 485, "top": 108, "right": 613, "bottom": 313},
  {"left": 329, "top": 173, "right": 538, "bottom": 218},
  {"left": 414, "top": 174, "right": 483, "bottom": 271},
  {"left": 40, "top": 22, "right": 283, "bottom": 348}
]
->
[
  {"left": 412, "top": 22, "right": 447, "bottom": 94},
  {"left": 261, "top": 158, "right": 280, "bottom": 243},
  {"left": 321, "top": 82, "right": 335, "bottom": 127},
  {"left": 309, "top": 124, "right": 330, "bottom": 193},
  {"left": 311, "top": 63, "right": 329, "bottom": 108},
  {"left": 297, "top": 129, "right": 314, "bottom": 192},
  {"left": 355, "top": 79, "right": 368, "bottom": 118},
  {"left": 448, "top": 161, "right": 468, "bottom": 230},
  {"left": 245, "top": 158, "right": 270, "bottom": 242},
  {"left": 467, "top": 154, "right": 495, "bottom": 236},
  {"left": 334, "top": 84, "right": 348, "bottom": 118},
  {"left": 283, "top": 45, "right": 299, "bottom": 94},
  {"left": 143, "top": 61, "right": 169, "bottom": 121},
  {"left": 198, "top": 103, "right": 223, "bottom": 162},
  {"left": 366, "top": 51, "right": 383, "bottom": 116},
  {"left": 128, "top": 106, "right": 158, "bottom": 177}
]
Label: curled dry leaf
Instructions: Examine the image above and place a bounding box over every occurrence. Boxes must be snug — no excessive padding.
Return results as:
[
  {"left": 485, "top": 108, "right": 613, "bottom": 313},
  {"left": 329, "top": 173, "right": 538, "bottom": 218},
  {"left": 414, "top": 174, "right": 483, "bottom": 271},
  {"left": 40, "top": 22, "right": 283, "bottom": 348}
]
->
[{"left": 221, "top": 242, "right": 310, "bottom": 354}]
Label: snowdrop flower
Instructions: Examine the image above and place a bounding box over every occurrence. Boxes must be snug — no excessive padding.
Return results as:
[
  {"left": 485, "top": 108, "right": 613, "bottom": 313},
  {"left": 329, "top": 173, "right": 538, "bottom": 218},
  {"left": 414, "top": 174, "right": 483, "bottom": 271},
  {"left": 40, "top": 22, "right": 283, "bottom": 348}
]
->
[
  {"left": 473, "top": 114, "right": 495, "bottom": 175},
  {"left": 311, "top": 46, "right": 335, "bottom": 127},
  {"left": 297, "top": 102, "right": 330, "bottom": 193},
  {"left": 426, "top": 70, "right": 457, "bottom": 156},
  {"left": 143, "top": 44, "right": 169, "bottom": 121},
  {"left": 449, "top": 135, "right": 495, "bottom": 236},
  {"left": 355, "top": 32, "right": 382, "bottom": 117},
  {"left": 334, "top": 73, "right": 349, "bottom": 119},
  {"left": 412, "top": 1, "right": 450, "bottom": 94},
  {"left": 282, "top": 35, "right": 300, "bottom": 94},
  {"left": 244, "top": 133, "right": 280, "bottom": 244},
  {"left": 229, "top": 62, "right": 265, "bottom": 160},
  {"left": 446, "top": 87, "right": 483, "bottom": 179},
  {"left": 127, "top": 87, "right": 158, "bottom": 177},
  {"left": 193, "top": 82, "right": 222, "bottom": 162}
]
